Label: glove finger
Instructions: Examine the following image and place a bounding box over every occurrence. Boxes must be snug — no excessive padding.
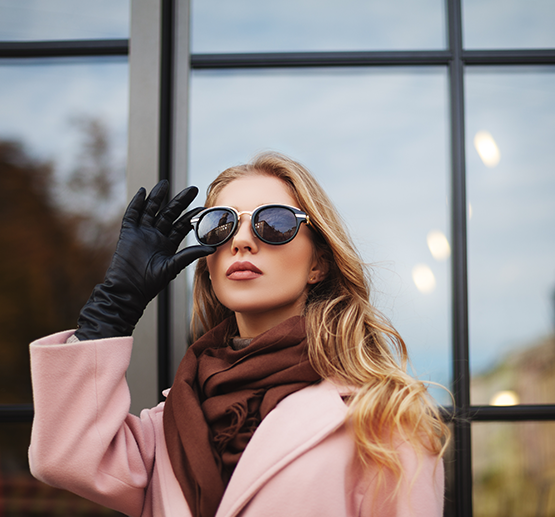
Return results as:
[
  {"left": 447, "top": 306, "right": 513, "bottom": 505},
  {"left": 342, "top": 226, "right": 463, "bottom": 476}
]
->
[
  {"left": 168, "top": 206, "right": 205, "bottom": 246},
  {"left": 156, "top": 186, "right": 199, "bottom": 235},
  {"left": 141, "top": 180, "right": 169, "bottom": 227},
  {"left": 122, "top": 187, "right": 147, "bottom": 227},
  {"left": 168, "top": 245, "right": 216, "bottom": 276}
]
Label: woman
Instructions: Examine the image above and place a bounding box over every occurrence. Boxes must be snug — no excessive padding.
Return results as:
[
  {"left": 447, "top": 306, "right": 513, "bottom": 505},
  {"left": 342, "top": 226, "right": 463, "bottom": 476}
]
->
[{"left": 29, "top": 152, "right": 449, "bottom": 517}]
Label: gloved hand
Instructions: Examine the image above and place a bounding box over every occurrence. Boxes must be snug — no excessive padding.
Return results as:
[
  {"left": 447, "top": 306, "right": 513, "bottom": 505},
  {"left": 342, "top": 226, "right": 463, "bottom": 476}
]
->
[{"left": 75, "top": 180, "right": 215, "bottom": 340}]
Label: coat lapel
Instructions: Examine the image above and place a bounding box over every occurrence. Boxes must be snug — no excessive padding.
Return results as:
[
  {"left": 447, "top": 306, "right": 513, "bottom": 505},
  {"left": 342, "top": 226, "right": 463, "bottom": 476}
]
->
[{"left": 215, "top": 380, "right": 348, "bottom": 517}]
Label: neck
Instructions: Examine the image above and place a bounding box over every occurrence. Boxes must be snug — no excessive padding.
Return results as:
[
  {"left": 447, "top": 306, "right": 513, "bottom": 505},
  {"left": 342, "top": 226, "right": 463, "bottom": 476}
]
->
[{"left": 235, "top": 306, "right": 303, "bottom": 338}]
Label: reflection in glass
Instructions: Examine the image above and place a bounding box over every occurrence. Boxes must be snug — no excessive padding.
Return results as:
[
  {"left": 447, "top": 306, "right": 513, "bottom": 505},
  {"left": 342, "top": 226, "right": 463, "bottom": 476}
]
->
[
  {"left": 191, "top": 0, "right": 446, "bottom": 53},
  {"left": 412, "top": 264, "right": 437, "bottom": 294},
  {"left": 189, "top": 67, "right": 451, "bottom": 403},
  {"left": 463, "top": 0, "right": 555, "bottom": 49},
  {"left": 489, "top": 390, "right": 519, "bottom": 406},
  {"left": 473, "top": 130, "right": 500, "bottom": 168},
  {"left": 473, "top": 421, "right": 555, "bottom": 517},
  {"left": 427, "top": 230, "right": 451, "bottom": 261},
  {"left": 0, "top": 58, "right": 128, "bottom": 403},
  {"left": 466, "top": 67, "right": 555, "bottom": 405},
  {"left": 0, "top": 0, "right": 130, "bottom": 41},
  {"left": 0, "top": 423, "right": 124, "bottom": 515}
]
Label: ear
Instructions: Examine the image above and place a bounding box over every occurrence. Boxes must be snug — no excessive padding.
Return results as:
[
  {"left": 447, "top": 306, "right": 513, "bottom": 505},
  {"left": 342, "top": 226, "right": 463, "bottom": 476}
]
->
[{"left": 307, "top": 251, "right": 328, "bottom": 284}]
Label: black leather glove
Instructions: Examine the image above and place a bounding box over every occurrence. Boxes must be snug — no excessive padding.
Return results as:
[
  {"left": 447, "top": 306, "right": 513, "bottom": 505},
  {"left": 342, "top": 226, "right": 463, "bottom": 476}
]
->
[{"left": 75, "top": 180, "right": 215, "bottom": 340}]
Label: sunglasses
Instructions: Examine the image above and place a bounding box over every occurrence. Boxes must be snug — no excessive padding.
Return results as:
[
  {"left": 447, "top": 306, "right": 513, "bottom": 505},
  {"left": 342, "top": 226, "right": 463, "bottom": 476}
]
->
[{"left": 191, "top": 204, "right": 311, "bottom": 247}]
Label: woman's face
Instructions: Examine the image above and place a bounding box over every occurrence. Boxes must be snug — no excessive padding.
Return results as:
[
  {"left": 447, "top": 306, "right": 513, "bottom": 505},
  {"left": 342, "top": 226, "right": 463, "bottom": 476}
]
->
[{"left": 206, "top": 174, "right": 325, "bottom": 337}]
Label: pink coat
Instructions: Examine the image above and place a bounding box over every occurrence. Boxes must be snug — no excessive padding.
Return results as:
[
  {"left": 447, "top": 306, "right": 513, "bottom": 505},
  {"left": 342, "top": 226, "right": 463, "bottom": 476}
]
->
[{"left": 29, "top": 330, "right": 444, "bottom": 517}]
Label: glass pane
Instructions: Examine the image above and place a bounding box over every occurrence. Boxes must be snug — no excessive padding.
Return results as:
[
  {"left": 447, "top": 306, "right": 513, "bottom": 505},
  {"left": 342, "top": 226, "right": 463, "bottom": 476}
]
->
[
  {"left": 463, "top": 0, "right": 555, "bottom": 50},
  {"left": 0, "top": 422, "right": 124, "bottom": 515},
  {"left": 0, "top": 57, "right": 128, "bottom": 403},
  {"left": 189, "top": 67, "right": 451, "bottom": 404},
  {"left": 473, "top": 421, "right": 555, "bottom": 517},
  {"left": 191, "top": 0, "right": 446, "bottom": 53},
  {"left": 466, "top": 67, "right": 555, "bottom": 405},
  {"left": 0, "top": 0, "right": 130, "bottom": 41}
]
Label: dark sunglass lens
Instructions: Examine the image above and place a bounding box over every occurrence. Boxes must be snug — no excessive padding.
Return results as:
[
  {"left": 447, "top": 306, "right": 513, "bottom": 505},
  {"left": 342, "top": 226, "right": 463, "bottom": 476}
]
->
[
  {"left": 197, "top": 209, "right": 235, "bottom": 245},
  {"left": 254, "top": 207, "right": 298, "bottom": 243}
]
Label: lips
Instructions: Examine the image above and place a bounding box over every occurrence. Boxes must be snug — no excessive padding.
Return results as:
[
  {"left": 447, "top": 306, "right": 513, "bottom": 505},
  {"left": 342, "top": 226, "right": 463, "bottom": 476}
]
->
[{"left": 226, "top": 261, "right": 262, "bottom": 280}]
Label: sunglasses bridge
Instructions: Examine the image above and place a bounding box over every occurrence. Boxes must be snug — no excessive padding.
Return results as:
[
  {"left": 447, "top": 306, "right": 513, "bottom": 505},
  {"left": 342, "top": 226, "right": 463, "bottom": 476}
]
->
[
  {"left": 229, "top": 207, "right": 310, "bottom": 239},
  {"left": 234, "top": 209, "right": 309, "bottom": 223}
]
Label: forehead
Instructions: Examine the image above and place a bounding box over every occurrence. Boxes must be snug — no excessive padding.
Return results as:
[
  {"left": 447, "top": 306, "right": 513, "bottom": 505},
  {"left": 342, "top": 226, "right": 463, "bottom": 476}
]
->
[{"left": 214, "top": 174, "right": 297, "bottom": 210}]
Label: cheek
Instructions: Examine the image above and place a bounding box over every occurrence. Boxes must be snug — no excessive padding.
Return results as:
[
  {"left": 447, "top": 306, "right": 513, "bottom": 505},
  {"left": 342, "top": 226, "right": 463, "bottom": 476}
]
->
[
  {"left": 205, "top": 253, "right": 227, "bottom": 303},
  {"left": 275, "top": 240, "right": 316, "bottom": 278},
  {"left": 206, "top": 255, "right": 214, "bottom": 275}
]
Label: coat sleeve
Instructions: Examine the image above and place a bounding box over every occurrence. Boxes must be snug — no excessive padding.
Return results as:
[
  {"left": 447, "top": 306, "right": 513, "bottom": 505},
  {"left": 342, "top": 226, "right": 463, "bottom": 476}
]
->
[
  {"left": 29, "top": 330, "right": 159, "bottom": 517},
  {"left": 359, "top": 441, "right": 445, "bottom": 517}
]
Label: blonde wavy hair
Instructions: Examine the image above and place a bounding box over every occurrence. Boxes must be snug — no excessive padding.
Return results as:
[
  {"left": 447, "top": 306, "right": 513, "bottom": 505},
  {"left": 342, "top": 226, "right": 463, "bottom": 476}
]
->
[{"left": 192, "top": 152, "right": 450, "bottom": 478}]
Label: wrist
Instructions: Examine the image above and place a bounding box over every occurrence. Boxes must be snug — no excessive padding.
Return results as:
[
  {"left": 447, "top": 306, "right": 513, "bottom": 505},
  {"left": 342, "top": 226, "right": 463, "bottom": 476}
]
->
[{"left": 75, "top": 282, "right": 145, "bottom": 340}]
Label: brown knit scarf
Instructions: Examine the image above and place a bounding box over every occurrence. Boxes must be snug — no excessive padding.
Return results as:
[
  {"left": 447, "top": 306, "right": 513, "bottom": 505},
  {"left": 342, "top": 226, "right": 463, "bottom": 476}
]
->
[{"left": 163, "top": 315, "right": 320, "bottom": 517}]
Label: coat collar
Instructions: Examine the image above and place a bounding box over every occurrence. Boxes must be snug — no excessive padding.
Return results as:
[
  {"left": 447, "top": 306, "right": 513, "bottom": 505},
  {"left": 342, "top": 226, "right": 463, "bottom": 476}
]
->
[{"left": 215, "top": 380, "right": 348, "bottom": 517}]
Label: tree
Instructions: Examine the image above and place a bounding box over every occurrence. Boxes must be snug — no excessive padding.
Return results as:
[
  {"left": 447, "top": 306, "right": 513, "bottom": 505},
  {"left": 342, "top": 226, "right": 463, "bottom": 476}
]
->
[{"left": 0, "top": 117, "right": 124, "bottom": 404}]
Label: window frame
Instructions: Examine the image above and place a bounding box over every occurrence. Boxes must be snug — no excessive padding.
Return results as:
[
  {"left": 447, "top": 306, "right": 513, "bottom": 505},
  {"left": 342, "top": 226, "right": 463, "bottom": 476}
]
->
[{"left": 1, "top": 1, "right": 555, "bottom": 515}]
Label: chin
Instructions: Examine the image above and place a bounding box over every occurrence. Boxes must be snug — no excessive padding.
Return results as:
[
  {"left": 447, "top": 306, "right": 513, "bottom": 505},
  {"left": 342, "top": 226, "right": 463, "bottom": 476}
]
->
[
  {"left": 223, "top": 301, "right": 274, "bottom": 314},
  {"left": 213, "top": 283, "right": 308, "bottom": 318}
]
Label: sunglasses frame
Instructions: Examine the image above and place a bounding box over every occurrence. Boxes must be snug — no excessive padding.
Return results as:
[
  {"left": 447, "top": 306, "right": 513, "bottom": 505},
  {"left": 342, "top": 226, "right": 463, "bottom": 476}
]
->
[{"left": 191, "top": 204, "right": 311, "bottom": 247}]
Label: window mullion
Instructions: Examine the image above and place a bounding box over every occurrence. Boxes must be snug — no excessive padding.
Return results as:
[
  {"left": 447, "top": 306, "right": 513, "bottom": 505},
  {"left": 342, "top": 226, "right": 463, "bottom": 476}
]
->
[{"left": 447, "top": 0, "right": 473, "bottom": 516}]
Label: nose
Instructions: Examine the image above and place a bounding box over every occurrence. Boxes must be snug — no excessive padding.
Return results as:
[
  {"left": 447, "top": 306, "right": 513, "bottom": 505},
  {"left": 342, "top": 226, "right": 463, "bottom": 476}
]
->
[{"left": 230, "top": 213, "right": 259, "bottom": 254}]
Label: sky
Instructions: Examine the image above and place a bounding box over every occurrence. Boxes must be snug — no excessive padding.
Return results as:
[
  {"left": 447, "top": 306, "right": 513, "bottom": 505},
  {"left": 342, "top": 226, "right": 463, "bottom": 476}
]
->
[
  {"left": 190, "top": 0, "right": 555, "bottom": 53},
  {"left": 1, "top": 0, "right": 554, "bottom": 405},
  {"left": 0, "top": 0, "right": 129, "bottom": 41},
  {"left": 191, "top": 0, "right": 446, "bottom": 53},
  {"left": 0, "top": 58, "right": 128, "bottom": 157}
]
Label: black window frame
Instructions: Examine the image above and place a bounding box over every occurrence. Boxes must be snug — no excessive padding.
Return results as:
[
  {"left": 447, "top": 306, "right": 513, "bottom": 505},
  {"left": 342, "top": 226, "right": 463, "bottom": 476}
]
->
[{"left": 2, "top": 1, "right": 555, "bottom": 516}]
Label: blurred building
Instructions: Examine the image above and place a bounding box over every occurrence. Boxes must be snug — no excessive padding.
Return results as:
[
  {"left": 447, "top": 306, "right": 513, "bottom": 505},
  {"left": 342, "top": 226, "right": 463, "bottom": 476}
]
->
[{"left": 471, "top": 331, "right": 555, "bottom": 516}]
